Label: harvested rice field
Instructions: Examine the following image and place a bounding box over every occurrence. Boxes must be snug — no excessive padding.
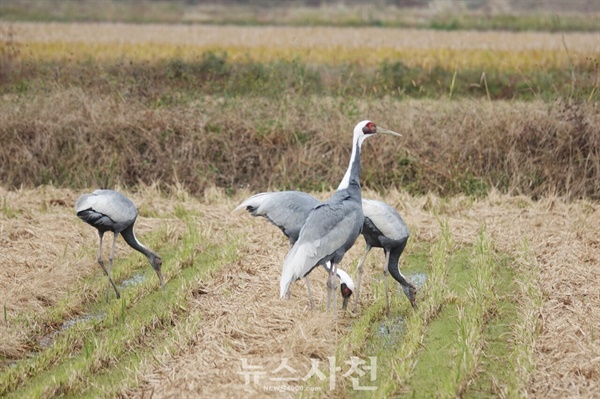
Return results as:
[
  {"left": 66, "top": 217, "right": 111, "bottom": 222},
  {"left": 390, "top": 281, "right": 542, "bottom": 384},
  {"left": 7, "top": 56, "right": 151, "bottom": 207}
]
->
[
  {"left": 1, "top": 14, "right": 599, "bottom": 399},
  {"left": 0, "top": 186, "right": 598, "bottom": 398},
  {"left": 4, "top": 22, "right": 599, "bottom": 69}
]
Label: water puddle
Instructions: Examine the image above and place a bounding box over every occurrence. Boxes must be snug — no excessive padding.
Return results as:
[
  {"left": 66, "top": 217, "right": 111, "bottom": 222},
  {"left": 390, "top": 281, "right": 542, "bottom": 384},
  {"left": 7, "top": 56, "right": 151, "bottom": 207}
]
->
[
  {"left": 0, "top": 359, "right": 18, "bottom": 370},
  {"left": 38, "top": 313, "right": 105, "bottom": 349},
  {"left": 397, "top": 271, "right": 427, "bottom": 300},
  {"left": 408, "top": 272, "right": 428, "bottom": 289},
  {"left": 377, "top": 316, "right": 406, "bottom": 338},
  {"left": 373, "top": 272, "right": 428, "bottom": 347},
  {"left": 120, "top": 272, "right": 147, "bottom": 288},
  {"left": 5, "top": 272, "right": 144, "bottom": 371}
]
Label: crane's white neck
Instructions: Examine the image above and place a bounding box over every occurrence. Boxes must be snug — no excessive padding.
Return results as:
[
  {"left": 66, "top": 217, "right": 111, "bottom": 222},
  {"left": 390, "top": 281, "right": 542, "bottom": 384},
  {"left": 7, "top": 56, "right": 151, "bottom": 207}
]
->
[
  {"left": 321, "top": 263, "right": 355, "bottom": 291},
  {"left": 337, "top": 134, "right": 364, "bottom": 191}
]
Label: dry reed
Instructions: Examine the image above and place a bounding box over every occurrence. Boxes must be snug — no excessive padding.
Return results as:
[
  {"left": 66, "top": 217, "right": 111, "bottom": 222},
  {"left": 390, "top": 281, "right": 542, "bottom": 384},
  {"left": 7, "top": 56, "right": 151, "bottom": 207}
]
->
[{"left": 1, "top": 92, "right": 598, "bottom": 200}]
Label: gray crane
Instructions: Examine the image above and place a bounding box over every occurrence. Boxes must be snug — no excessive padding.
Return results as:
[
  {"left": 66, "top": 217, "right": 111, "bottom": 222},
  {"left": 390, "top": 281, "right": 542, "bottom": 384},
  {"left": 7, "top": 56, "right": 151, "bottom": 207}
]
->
[
  {"left": 356, "top": 198, "right": 416, "bottom": 313},
  {"left": 280, "top": 120, "right": 401, "bottom": 316},
  {"left": 237, "top": 191, "right": 416, "bottom": 313},
  {"left": 235, "top": 191, "right": 355, "bottom": 309},
  {"left": 235, "top": 191, "right": 320, "bottom": 247},
  {"left": 75, "top": 189, "right": 165, "bottom": 302}
]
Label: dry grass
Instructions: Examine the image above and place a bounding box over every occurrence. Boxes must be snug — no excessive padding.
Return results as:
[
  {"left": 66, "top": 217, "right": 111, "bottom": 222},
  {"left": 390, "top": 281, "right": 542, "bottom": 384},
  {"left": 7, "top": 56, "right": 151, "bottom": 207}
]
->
[
  {"left": 6, "top": 22, "right": 598, "bottom": 52},
  {"left": 3, "top": 22, "right": 598, "bottom": 70},
  {"left": 408, "top": 190, "right": 600, "bottom": 397},
  {"left": 1, "top": 1, "right": 599, "bottom": 31},
  {"left": 1, "top": 186, "right": 598, "bottom": 397},
  {"left": 0, "top": 185, "right": 178, "bottom": 359},
  {"left": 1, "top": 93, "right": 598, "bottom": 199}
]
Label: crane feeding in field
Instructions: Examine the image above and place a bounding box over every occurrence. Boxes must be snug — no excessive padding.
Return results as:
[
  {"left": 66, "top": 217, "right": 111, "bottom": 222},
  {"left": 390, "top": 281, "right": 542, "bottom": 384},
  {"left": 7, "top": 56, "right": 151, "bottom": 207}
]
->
[
  {"left": 355, "top": 198, "right": 416, "bottom": 313},
  {"left": 237, "top": 191, "right": 416, "bottom": 312},
  {"left": 280, "top": 120, "right": 401, "bottom": 316},
  {"left": 75, "top": 189, "right": 165, "bottom": 302},
  {"left": 235, "top": 191, "right": 354, "bottom": 309}
]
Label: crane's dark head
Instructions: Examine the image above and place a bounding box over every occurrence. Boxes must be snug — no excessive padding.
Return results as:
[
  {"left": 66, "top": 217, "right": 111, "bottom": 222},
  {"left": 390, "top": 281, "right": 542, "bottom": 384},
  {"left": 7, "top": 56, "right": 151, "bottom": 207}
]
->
[
  {"left": 361, "top": 121, "right": 377, "bottom": 135},
  {"left": 341, "top": 283, "right": 353, "bottom": 310},
  {"left": 148, "top": 252, "right": 165, "bottom": 291},
  {"left": 336, "top": 269, "right": 355, "bottom": 310}
]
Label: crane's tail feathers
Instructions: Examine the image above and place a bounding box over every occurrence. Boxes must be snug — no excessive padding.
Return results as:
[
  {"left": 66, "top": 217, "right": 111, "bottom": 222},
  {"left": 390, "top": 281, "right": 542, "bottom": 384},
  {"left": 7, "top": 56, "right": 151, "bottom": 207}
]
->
[
  {"left": 280, "top": 281, "right": 291, "bottom": 299},
  {"left": 234, "top": 192, "right": 273, "bottom": 214},
  {"left": 280, "top": 241, "right": 317, "bottom": 299}
]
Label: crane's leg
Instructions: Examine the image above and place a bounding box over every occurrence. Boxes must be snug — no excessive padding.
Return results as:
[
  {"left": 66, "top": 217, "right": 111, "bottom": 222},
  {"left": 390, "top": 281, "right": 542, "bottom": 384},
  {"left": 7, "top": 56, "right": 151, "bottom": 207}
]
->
[
  {"left": 334, "top": 264, "right": 338, "bottom": 318},
  {"left": 96, "top": 231, "right": 120, "bottom": 302},
  {"left": 304, "top": 276, "right": 315, "bottom": 310},
  {"left": 353, "top": 245, "right": 372, "bottom": 312},
  {"left": 331, "top": 262, "right": 339, "bottom": 318},
  {"left": 384, "top": 251, "right": 391, "bottom": 317},
  {"left": 326, "top": 262, "right": 338, "bottom": 312},
  {"left": 286, "top": 242, "right": 293, "bottom": 300},
  {"left": 326, "top": 264, "right": 334, "bottom": 310},
  {"left": 106, "top": 232, "right": 122, "bottom": 302}
]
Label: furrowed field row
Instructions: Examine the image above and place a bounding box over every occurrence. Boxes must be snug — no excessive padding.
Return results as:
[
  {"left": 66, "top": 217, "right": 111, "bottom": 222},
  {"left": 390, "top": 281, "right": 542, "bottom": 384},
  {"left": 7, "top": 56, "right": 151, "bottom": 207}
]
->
[
  {"left": 0, "top": 218, "right": 240, "bottom": 398},
  {"left": 312, "top": 224, "right": 528, "bottom": 398},
  {"left": 8, "top": 42, "right": 597, "bottom": 72}
]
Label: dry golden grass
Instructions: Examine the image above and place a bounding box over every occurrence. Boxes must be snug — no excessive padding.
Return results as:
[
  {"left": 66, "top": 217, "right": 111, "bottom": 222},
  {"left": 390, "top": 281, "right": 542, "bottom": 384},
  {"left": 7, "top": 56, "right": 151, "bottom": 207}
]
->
[
  {"left": 1, "top": 186, "right": 598, "bottom": 397},
  {"left": 2, "top": 22, "right": 598, "bottom": 70},
  {"left": 404, "top": 190, "right": 600, "bottom": 398},
  {"left": 138, "top": 188, "right": 598, "bottom": 398},
  {"left": 1, "top": 91, "right": 598, "bottom": 199},
  {"left": 6, "top": 22, "right": 598, "bottom": 52}
]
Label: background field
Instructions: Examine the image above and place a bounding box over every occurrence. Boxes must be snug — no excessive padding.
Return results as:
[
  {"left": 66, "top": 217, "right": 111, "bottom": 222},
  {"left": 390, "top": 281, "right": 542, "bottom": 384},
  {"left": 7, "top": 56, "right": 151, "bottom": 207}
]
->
[{"left": 1, "top": 1, "right": 599, "bottom": 398}]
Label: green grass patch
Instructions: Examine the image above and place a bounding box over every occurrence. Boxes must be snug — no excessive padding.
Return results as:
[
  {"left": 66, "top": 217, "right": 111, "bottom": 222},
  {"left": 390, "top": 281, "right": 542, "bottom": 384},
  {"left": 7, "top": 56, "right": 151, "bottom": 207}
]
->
[
  {"left": 466, "top": 254, "right": 519, "bottom": 397},
  {"left": 3, "top": 52, "right": 597, "bottom": 102},
  {"left": 314, "top": 222, "right": 534, "bottom": 398},
  {"left": 0, "top": 216, "right": 241, "bottom": 398}
]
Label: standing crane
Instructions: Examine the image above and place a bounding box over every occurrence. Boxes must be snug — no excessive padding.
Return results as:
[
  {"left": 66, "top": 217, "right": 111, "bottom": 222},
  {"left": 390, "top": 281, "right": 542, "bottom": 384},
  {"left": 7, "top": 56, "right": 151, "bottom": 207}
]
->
[
  {"left": 234, "top": 191, "right": 354, "bottom": 309},
  {"left": 280, "top": 120, "right": 401, "bottom": 316},
  {"left": 237, "top": 192, "right": 416, "bottom": 312},
  {"left": 235, "top": 191, "right": 320, "bottom": 247},
  {"left": 75, "top": 189, "right": 165, "bottom": 302},
  {"left": 356, "top": 198, "right": 416, "bottom": 313}
]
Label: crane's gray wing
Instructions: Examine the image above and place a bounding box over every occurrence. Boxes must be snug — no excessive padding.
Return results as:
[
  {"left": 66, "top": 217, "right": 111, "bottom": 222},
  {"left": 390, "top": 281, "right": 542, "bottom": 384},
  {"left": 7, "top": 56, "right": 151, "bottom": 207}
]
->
[
  {"left": 75, "top": 190, "right": 138, "bottom": 230},
  {"left": 362, "top": 198, "right": 409, "bottom": 241},
  {"left": 235, "top": 191, "right": 321, "bottom": 241},
  {"left": 280, "top": 196, "right": 363, "bottom": 298}
]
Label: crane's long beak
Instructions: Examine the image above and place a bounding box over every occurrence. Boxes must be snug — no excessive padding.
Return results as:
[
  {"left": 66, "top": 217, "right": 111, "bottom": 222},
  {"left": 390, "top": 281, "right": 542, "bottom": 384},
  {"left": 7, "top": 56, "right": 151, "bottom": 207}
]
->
[
  {"left": 156, "top": 270, "right": 165, "bottom": 292},
  {"left": 342, "top": 297, "right": 349, "bottom": 310},
  {"left": 376, "top": 127, "right": 402, "bottom": 137}
]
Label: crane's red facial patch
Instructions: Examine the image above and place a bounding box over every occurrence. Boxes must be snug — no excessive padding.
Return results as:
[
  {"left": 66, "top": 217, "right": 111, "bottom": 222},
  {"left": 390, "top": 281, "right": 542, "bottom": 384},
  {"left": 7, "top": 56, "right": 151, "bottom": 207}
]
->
[
  {"left": 362, "top": 122, "right": 376, "bottom": 135},
  {"left": 340, "top": 283, "right": 353, "bottom": 298}
]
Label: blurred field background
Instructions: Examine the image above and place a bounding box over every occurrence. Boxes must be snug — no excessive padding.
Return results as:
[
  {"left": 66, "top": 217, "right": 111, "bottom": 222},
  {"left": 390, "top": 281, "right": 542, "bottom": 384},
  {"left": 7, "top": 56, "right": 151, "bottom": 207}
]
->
[
  {"left": 0, "top": 1, "right": 599, "bottom": 398},
  {"left": 1, "top": 0, "right": 599, "bottom": 200}
]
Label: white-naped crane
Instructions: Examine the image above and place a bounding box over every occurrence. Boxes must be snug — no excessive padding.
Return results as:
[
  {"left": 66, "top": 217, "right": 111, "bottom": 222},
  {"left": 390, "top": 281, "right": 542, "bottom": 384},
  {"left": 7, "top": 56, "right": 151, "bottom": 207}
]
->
[
  {"left": 75, "top": 189, "right": 165, "bottom": 302},
  {"left": 356, "top": 198, "right": 415, "bottom": 313},
  {"left": 235, "top": 191, "right": 354, "bottom": 309},
  {"left": 280, "top": 120, "right": 401, "bottom": 317},
  {"left": 235, "top": 191, "right": 320, "bottom": 247},
  {"left": 237, "top": 192, "right": 416, "bottom": 313}
]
